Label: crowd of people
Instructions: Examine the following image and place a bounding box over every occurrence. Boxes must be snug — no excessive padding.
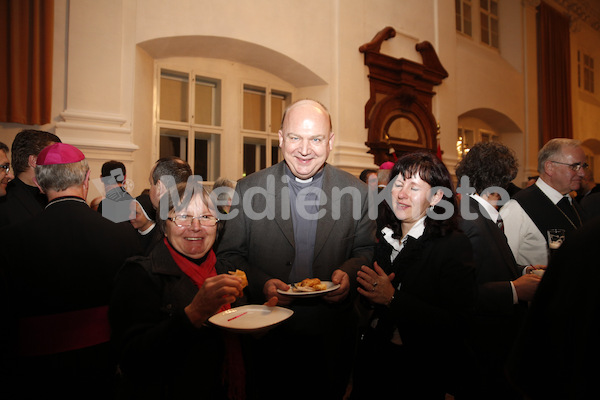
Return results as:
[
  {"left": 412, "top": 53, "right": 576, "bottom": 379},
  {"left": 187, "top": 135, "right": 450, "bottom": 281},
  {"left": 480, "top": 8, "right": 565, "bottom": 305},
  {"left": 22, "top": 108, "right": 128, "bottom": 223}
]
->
[{"left": 0, "top": 100, "right": 597, "bottom": 399}]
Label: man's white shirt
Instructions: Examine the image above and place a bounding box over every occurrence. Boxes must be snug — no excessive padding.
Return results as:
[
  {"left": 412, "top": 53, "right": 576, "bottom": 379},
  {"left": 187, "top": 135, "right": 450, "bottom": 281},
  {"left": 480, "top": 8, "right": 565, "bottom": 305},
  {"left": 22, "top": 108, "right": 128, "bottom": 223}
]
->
[{"left": 499, "top": 178, "right": 568, "bottom": 266}]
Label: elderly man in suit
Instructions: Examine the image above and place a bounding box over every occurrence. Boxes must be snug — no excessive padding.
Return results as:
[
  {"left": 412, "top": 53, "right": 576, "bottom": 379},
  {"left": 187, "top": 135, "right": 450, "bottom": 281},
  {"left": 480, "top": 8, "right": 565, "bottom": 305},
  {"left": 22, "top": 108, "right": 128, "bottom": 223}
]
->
[
  {"left": 500, "top": 138, "right": 588, "bottom": 266},
  {"left": 0, "top": 143, "right": 141, "bottom": 400},
  {"left": 216, "top": 99, "right": 376, "bottom": 399},
  {"left": 456, "top": 142, "right": 542, "bottom": 400}
]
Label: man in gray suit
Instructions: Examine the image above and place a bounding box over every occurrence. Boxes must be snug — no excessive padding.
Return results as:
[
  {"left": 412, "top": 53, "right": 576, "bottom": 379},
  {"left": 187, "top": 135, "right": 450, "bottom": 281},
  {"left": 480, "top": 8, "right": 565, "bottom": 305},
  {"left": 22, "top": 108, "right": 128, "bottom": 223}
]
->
[{"left": 216, "top": 99, "right": 376, "bottom": 399}]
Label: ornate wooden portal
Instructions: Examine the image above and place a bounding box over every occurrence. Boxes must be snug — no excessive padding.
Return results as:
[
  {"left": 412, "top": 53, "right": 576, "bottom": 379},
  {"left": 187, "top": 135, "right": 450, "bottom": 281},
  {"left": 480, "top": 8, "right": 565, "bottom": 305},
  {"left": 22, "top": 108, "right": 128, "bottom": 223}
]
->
[{"left": 360, "top": 27, "right": 448, "bottom": 165}]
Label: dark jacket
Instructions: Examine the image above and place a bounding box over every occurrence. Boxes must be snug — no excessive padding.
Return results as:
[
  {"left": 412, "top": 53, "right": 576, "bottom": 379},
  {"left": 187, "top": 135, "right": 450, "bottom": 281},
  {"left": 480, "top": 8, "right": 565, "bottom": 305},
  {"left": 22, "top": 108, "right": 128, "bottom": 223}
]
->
[
  {"left": 459, "top": 196, "right": 529, "bottom": 399},
  {"left": 0, "top": 177, "right": 46, "bottom": 228},
  {"left": 353, "top": 228, "right": 476, "bottom": 399},
  {"left": 0, "top": 197, "right": 142, "bottom": 399},
  {"left": 109, "top": 239, "right": 227, "bottom": 400}
]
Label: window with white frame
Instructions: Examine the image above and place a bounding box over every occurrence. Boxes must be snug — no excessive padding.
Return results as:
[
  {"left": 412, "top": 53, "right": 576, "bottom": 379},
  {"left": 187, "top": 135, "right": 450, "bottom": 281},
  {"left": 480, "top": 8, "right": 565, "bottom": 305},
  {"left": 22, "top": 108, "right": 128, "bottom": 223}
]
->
[
  {"left": 480, "top": 129, "right": 499, "bottom": 143},
  {"left": 242, "top": 84, "right": 290, "bottom": 177},
  {"left": 455, "top": 0, "right": 472, "bottom": 37},
  {"left": 157, "top": 67, "right": 222, "bottom": 181},
  {"left": 480, "top": 0, "right": 499, "bottom": 48},
  {"left": 578, "top": 51, "right": 595, "bottom": 94},
  {"left": 457, "top": 127, "right": 474, "bottom": 160}
]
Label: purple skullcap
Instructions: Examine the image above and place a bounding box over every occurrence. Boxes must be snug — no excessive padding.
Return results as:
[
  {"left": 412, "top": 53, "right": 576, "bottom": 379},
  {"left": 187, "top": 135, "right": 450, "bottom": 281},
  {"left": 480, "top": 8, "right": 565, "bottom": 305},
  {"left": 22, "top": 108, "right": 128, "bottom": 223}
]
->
[
  {"left": 380, "top": 161, "right": 395, "bottom": 170},
  {"left": 37, "top": 143, "right": 85, "bottom": 165}
]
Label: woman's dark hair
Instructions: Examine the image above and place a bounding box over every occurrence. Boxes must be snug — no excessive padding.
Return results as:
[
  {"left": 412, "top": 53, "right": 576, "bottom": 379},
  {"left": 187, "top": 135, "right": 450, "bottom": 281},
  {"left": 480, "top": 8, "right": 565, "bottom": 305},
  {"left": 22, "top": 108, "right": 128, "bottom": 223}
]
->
[
  {"left": 455, "top": 142, "right": 518, "bottom": 194},
  {"left": 380, "top": 151, "right": 458, "bottom": 239}
]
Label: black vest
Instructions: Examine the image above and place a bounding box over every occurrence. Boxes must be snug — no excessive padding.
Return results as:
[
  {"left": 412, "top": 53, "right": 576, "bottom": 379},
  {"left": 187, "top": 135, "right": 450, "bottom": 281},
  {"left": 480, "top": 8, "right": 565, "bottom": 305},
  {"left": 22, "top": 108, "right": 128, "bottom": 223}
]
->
[{"left": 513, "top": 185, "right": 585, "bottom": 245}]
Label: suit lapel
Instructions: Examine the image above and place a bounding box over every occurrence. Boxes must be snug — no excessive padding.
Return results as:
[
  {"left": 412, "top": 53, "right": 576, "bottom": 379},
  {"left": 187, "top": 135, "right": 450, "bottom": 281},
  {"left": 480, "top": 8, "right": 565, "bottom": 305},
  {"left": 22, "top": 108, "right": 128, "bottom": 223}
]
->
[
  {"left": 469, "top": 197, "right": 519, "bottom": 277},
  {"left": 273, "top": 162, "right": 295, "bottom": 248}
]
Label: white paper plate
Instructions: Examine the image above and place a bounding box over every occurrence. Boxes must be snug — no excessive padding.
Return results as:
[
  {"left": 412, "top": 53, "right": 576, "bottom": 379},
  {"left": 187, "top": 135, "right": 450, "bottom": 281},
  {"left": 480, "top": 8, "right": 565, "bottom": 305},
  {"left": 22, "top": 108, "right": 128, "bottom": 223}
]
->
[
  {"left": 208, "top": 305, "right": 293, "bottom": 333},
  {"left": 277, "top": 281, "right": 341, "bottom": 297}
]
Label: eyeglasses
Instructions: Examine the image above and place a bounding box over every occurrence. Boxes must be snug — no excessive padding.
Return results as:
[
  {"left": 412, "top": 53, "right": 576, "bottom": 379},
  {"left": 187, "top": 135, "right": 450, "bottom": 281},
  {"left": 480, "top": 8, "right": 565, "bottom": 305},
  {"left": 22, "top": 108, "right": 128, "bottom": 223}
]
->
[
  {"left": 0, "top": 164, "right": 9, "bottom": 174},
  {"left": 168, "top": 214, "right": 219, "bottom": 227},
  {"left": 549, "top": 161, "right": 589, "bottom": 172}
]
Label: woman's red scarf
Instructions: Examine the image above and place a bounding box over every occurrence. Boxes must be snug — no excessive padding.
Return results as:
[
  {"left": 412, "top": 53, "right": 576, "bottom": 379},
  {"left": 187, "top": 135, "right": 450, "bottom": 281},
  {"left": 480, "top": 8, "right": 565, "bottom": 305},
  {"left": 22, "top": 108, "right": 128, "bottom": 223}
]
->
[{"left": 164, "top": 238, "right": 244, "bottom": 400}]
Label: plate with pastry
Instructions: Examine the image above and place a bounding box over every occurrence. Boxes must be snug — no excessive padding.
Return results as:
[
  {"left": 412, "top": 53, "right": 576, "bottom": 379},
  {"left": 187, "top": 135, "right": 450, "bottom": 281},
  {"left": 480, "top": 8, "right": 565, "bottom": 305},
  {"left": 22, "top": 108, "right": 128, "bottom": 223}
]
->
[
  {"left": 208, "top": 305, "right": 293, "bottom": 333},
  {"left": 277, "top": 278, "right": 340, "bottom": 297}
]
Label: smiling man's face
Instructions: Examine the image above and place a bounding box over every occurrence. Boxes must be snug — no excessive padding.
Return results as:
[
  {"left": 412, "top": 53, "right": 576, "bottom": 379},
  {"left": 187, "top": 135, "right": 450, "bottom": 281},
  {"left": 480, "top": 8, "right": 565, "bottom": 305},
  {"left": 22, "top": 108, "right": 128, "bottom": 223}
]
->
[{"left": 278, "top": 101, "right": 334, "bottom": 180}]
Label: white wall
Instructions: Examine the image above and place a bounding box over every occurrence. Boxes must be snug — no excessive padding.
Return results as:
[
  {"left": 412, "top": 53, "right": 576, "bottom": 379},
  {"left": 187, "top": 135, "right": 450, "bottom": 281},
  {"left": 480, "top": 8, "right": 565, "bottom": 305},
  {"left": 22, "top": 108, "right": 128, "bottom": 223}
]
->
[{"left": 1, "top": 0, "right": 599, "bottom": 200}]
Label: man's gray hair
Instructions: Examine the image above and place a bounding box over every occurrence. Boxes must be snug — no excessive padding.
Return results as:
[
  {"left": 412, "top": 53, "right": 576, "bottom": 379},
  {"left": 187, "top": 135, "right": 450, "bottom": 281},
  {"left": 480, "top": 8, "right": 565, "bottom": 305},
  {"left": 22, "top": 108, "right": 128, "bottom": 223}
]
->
[
  {"left": 35, "top": 159, "right": 89, "bottom": 192},
  {"left": 538, "top": 138, "right": 581, "bottom": 173}
]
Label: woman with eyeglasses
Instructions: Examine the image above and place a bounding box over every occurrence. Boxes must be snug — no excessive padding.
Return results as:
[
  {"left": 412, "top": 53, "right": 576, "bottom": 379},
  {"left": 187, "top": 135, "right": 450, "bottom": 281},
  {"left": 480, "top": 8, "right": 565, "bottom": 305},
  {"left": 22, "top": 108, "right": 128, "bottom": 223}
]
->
[{"left": 110, "top": 182, "right": 250, "bottom": 400}]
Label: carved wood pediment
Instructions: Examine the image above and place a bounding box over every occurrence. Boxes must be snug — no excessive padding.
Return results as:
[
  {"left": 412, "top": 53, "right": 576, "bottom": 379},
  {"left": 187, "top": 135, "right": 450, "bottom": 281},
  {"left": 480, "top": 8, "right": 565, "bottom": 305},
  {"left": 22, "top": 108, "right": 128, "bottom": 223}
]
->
[{"left": 360, "top": 27, "right": 448, "bottom": 165}]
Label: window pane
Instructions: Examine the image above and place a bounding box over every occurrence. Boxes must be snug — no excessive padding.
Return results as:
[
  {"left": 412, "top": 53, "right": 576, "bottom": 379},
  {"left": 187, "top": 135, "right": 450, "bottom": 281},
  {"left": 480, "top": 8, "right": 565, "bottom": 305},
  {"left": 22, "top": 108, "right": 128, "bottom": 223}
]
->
[
  {"left": 194, "top": 76, "right": 221, "bottom": 126},
  {"left": 243, "top": 137, "right": 266, "bottom": 177},
  {"left": 491, "top": 18, "right": 499, "bottom": 48},
  {"left": 480, "top": 0, "right": 488, "bottom": 11},
  {"left": 271, "top": 91, "right": 290, "bottom": 133},
  {"left": 160, "top": 128, "right": 188, "bottom": 160},
  {"left": 194, "top": 138, "right": 208, "bottom": 179},
  {"left": 464, "top": 129, "right": 474, "bottom": 148},
  {"left": 490, "top": 0, "right": 498, "bottom": 16},
  {"left": 260, "top": 145, "right": 266, "bottom": 170},
  {"left": 272, "top": 140, "right": 280, "bottom": 166},
  {"left": 481, "top": 14, "right": 489, "bottom": 44},
  {"left": 160, "top": 70, "right": 188, "bottom": 122},
  {"left": 455, "top": 0, "right": 462, "bottom": 30},
  {"left": 194, "top": 132, "right": 221, "bottom": 181},
  {"left": 243, "top": 85, "right": 266, "bottom": 131},
  {"left": 464, "top": 3, "right": 472, "bottom": 36}
]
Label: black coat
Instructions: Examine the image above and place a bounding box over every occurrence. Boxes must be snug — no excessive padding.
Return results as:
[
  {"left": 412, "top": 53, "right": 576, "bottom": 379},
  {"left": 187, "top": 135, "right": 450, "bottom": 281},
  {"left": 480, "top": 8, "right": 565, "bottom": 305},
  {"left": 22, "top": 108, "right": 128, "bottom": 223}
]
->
[
  {"left": 109, "top": 239, "right": 227, "bottom": 400},
  {"left": 506, "top": 216, "right": 600, "bottom": 400},
  {"left": 0, "top": 177, "right": 46, "bottom": 228},
  {"left": 459, "top": 196, "right": 528, "bottom": 399},
  {"left": 352, "top": 228, "right": 476, "bottom": 399},
  {"left": 0, "top": 196, "right": 142, "bottom": 399}
]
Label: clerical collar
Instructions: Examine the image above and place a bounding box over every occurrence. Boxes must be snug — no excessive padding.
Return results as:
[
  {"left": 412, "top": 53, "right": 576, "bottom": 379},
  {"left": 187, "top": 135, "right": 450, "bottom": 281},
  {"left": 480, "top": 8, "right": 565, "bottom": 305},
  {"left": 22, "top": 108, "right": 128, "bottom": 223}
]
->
[
  {"left": 46, "top": 196, "right": 88, "bottom": 209},
  {"left": 296, "top": 176, "right": 313, "bottom": 183}
]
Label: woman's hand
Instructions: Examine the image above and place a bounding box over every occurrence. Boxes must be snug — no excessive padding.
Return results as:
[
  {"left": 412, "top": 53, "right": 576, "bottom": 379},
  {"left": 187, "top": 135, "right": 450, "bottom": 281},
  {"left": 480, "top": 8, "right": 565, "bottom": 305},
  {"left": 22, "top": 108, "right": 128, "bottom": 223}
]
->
[
  {"left": 356, "top": 262, "right": 396, "bottom": 306},
  {"left": 185, "top": 274, "right": 242, "bottom": 328}
]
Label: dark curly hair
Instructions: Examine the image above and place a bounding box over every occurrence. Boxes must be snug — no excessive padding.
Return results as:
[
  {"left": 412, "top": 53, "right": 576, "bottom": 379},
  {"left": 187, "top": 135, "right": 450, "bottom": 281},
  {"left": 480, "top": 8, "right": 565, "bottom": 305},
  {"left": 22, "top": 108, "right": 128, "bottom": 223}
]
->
[
  {"left": 379, "top": 151, "right": 458, "bottom": 240},
  {"left": 455, "top": 142, "right": 518, "bottom": 194}
]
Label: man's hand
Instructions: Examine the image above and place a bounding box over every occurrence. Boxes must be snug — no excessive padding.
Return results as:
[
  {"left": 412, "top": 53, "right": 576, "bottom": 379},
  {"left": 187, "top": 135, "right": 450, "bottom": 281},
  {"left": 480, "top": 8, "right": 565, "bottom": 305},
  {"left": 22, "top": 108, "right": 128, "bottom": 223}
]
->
[
  {"left": 513, "top": 274, "right": 541, "bottom": 302},
  {"left": 263, "top": 278, "right": 293, "bottom": 306},
  {"left": 324, "top": 269, "right": 350, "bottom": 303}
]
